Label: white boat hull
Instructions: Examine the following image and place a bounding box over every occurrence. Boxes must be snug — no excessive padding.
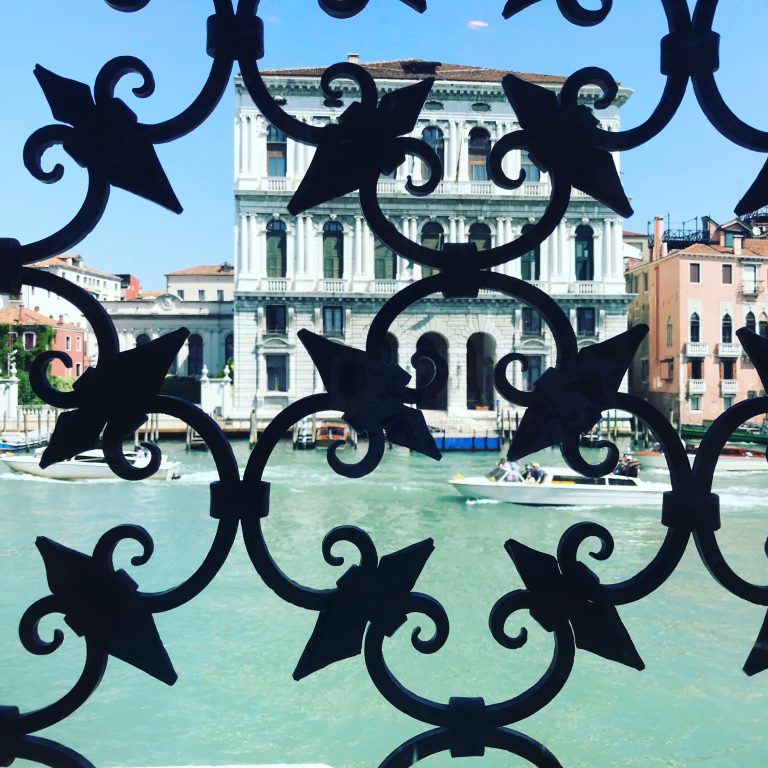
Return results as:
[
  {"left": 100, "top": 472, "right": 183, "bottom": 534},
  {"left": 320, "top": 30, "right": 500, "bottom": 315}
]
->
[
  {"left": 0, "top": 453, "right": 181, "bottom": 481},
  {"left": 450, "top": 475, "right": 668, "bottom": 506}
]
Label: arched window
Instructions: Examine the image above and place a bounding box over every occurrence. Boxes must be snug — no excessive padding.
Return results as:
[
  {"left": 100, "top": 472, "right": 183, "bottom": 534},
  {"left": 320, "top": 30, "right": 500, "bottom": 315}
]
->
[
  {"left": 374, "top": 239, "right": 397, "bottom": 280},
  {"left": 575, "top": 225, "right": 594, "bottom": 281},
  {"left": 135, "top": 333, "right": 151, "bottom": 347},
  {"left": 746, "top": 311, "right": 756, "bottom": 333},
  {"left": 689, "top": 313, "right": 700, "bottom": 343},
  {"left": 415, "top": 333, "right": 448, "bottom": 411},
  {"left": 521, "top": 149, "right": 540, "bottom": 182},
  {"left": 760, "top": 313, "right": 768, "bottom": 338},
  {"left": 468, "top": 127, "right": 491, "bottom": 181},
  {"left": 188, "top": 334, "right": 204, "bottom": 377},
  {"left": 468, "top": 222, "right": 491, "bottom": 252},
  {"left": 466, "top": 333, "right": 496, "bottom": 410},
  {"left": 521, "top": 223, "right": 540, "bottom": 281},
  {"left": 421, "top": 126, "right": 444, "bottom": 176},
  {"left": 666, "top": 317, "right": 673, "bottom": 347},
  {"left": 267, "top": 125, "right": 287, "bottom": 177},
  {"left": 722, "top": 313, "right": 732, "bottom": 344},
  {"left": 420, "top": 222, "right": 444, "bottom": 278},
  {"left": 266, "top": 219, "right": 287, "bottom": 278},
  {"left": 323, "top": 221, "right": 344, "bottom": 278}
]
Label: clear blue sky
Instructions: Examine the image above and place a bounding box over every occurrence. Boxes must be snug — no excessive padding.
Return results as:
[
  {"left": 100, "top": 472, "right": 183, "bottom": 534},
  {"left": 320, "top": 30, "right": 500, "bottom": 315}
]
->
[{"left": 0, "top": 1, "right": 765, "bottom": 288}]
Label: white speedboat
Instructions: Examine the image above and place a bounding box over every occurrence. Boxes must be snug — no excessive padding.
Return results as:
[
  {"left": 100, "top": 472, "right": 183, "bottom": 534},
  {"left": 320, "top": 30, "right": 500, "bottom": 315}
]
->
[
  {"left": 450, "top": 467, "right": 669, "bottom": 506},
  {"left": 0, "top": 448, "right": 182, "bottom": 481}
]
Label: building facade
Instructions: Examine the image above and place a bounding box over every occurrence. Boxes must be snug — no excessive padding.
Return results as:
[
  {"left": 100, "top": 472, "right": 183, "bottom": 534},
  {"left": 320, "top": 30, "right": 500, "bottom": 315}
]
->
[
  {"left": 165, "top": 263, "right": 235, "bottom": 302},
  {"left": 103, "top": 292, "right": 234, "bottom": 378},
  {"left": 627, "top": 216, "right": 768, "bottom": 425},
  {"left": 233, "top": 59, "right": 632, "bottom": 419}
]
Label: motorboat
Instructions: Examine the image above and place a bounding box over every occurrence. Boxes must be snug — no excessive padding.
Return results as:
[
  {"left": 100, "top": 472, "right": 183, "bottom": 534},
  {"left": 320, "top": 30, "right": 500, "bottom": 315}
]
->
[
  {"left": 449, "top": 467, "right": 669, "bottom": 506},
  {"left": 0, "top": 430, "right": 50, "bottom": 452},
  {"left": 633, "top": 444, "right": 768, "bottom": 472},
  {"left": 315, "top": 420, "right": 349, "bottom": 448},
  {"left": 0, "top": 448, "right": 182, "bottom": 481}
]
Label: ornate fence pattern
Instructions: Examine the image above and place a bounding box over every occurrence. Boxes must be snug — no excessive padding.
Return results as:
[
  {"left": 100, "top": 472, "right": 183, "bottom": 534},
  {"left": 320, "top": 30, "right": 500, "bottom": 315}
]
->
[{"left": 2, "top": 2, "right": 768, "bottom": 767}]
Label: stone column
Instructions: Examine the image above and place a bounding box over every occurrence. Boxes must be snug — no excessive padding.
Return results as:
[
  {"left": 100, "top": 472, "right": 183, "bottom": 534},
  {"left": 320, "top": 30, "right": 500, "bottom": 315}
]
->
[
  {"left": 457, "top": 217, "right": 466, "bottom": 242},
  {"left": 540, "top": 232, "right": 550, "bottom": 285},
  {"left": 237, "top": 213, "right": 246, "bottom": 275},
  {"left": 234, "top": 116, "right": 242, "bottom": 176},
  {"left": 603, "top": 218, "right": 611, "bottom": 283},
  {"left": 509, "top": 225, "right": 522, "bottom": 279},
  {"left": 410, "top": 217, "right": 422, "bottom": 280},
  {"left": 449, "top": 217, "right": 457, "bottom": 243},
  {"left": 253, "top": 116, "right": 267, "bottom": 177},
  {"left": 343, "top": 227, "right": 353, "bottom": 286},
  {"left": 458, "top": 122, "right": 469, "bottom": 182},
  {"left": 363, "top": 219, "right": 374, "bottom": 280},
  {"left": 612, "top": 217, "right": 623, "bottom": 279},
  {"left": 297, "top": 216, "right": 305, "bottom": 276},
  {"left": 354, "top": 216, "right": 363, "bottom": 277},
  {"left": 286, "top": 224, "right": 295, "bottom": 281}
]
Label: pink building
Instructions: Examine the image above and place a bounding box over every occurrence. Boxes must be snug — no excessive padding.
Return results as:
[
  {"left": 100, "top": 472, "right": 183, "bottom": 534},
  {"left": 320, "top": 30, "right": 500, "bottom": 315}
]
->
[
  {"left": 0, "top": 306, "right": 88, "bottom": 379},
  {"left": 627, "top": 216, "right": 768, "bottom": 425}
]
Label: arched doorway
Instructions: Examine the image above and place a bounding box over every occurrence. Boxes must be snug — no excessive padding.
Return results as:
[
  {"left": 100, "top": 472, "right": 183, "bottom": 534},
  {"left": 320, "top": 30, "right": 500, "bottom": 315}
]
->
[
  {"left": 135, "top": 333, "right": 151, "bottom": 346},
  {"left": 415, "top": 332, "right": 448, "bottom": 411},
  {"left": 468, "top": 222, "right": 491, "bottom": 252},
  {"left": 421, "top": 222, "right": 444, "bottom": 278},
  {"left": 188, "top": 333, "right": 204, "bottom": 376},
  {"left": 466, "top": 333, "right": 496, "bottom": 410}
]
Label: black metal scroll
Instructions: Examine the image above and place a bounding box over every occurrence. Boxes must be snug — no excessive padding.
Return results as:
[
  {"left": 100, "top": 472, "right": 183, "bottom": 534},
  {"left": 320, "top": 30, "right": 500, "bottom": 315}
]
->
[{"left": 1, "top": 1, "right": 768, "bottom": 767}]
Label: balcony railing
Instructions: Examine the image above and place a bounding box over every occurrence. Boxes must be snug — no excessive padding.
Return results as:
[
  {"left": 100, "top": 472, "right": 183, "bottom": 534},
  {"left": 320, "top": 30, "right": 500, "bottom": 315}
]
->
[
  {"left": 263, "top": 277, "right": 288, "bottom": 292},
  {"left": 717, "top": 342, "right": 741, "bottom": 358},
  {"left": 720, "top": 379, "right": 739, "bottom": 395},
  {"left": 688, "top": 379, "right": 706, "bottom": 394},
  {"left": 739, "top": 282, "right": 764, "bottom": 298},
  {"left": 319, "top": 279, "right": 345, "bottom": 293},
  {"left": 685, "top": 341, "right": 709, "bottom": 357},
  {"left": 569, "top": 281, "right": 598, "bottom": 295},
  {"left": 375, "top": 179, "right": 554, "bottom": 198},
  {"left": 370, "top": 279, "right": 399, "bottom": 295}
]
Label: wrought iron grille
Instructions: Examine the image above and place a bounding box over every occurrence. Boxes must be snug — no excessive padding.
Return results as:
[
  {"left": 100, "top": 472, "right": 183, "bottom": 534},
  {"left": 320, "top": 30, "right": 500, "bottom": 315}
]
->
[{"left": 2, "top": 1, "right": 768, "bottom": 767}]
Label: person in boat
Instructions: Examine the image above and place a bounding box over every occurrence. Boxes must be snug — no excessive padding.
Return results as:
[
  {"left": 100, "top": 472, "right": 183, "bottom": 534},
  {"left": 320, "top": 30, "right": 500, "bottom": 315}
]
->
[
  {"left": 501, "top": 459, "right": 522, "bottom": 483},
  {"left": 614, "top": 452, "right": 639, "bottom": 478},
  {"left": 525, "top": 462, "right": 546, "bottom": 484}
]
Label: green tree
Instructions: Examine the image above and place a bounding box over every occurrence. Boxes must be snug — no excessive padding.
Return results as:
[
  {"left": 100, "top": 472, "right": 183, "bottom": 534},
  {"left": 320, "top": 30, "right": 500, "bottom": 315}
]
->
[{"left": 0, "top": 322, "right": 57, "bottom": 405}]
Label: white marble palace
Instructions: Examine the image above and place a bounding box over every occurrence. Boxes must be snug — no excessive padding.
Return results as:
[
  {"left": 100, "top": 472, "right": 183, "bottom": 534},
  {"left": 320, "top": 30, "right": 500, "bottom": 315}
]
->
[{"left": 233, "top": 58, "right": 632, "bottom": 421}]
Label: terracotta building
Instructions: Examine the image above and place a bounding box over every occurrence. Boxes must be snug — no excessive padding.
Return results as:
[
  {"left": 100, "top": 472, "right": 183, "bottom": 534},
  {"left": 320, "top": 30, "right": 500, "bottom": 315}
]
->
[
  {"left": 0, "top": 306, "right": 88, "bottom": 378},
  {"left": 626, "top": 215, "right": 768, "bottom": 425}
]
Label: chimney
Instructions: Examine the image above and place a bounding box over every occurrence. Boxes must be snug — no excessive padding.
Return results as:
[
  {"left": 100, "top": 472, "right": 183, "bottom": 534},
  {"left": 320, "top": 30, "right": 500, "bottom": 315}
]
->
[
  {"left": 734, "top": 235, "right": 743, "bottom": 255},
  {"left": 651, "top": 216, "right": 664, "bottom": 261},
  {"left": 347, "top": 53, "right": 360, "bottom": 64}
]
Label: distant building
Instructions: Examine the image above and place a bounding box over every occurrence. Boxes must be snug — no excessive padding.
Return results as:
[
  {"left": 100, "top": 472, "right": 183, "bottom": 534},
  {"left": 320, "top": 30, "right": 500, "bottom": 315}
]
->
[
  {"left": 165, "top": 263, "right": 235, "bottom": 303},
  {"left": 626, "top": 215, "right": 768, "bottom": 425},
  {"left": 116, "top": 274, "right": 142, "bottom": 300},
  {"left": 233, "top": 58, "right": 631, "bottom": 420},
  {"left": 0, "top": 306, "right": 88, "bottom": 378},
  {"left": 22, "top": 254, "right": 122, "bottom": 326}
]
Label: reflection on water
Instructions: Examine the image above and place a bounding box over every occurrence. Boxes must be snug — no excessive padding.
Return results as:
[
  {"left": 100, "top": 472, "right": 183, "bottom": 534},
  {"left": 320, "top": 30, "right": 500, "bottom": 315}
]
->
[{"left": 0, "top": 440, "right": 766, "bottom": 768}]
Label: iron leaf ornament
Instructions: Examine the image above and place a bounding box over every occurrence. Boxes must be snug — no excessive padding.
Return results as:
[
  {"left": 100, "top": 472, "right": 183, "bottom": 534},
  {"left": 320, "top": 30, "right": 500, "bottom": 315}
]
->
[
  {"left": 294, "top": 537, "right": 434, "bottom": 679},
  {"left": 288, "top": 74, "right": 435, "bottom": 214},
  {"left": 502, "top": 0, "right": 612, "bottom": 26},
  {"left": 35, "top": 535, "right": 177, "bottom": 685},
  {"left": 505, "top": 540, "right": 644, "bottom": 669},
  {"left": 317, "top": 0, "right": 426, "bottom": 19},
  {"left": 40, "top": 329, "right": 188, "bottom": 466},
  {"left": 298, "top": 329, "right": 440, "bottom": 459},
  {"left": 509, "top": 325, "right": 647, "bottom": 460},
  {"left": 33, "top": 64, "right": 182, "bottom": 213},
  {"left": 501, "top": 72, "right": 632, "bottom": 217}
]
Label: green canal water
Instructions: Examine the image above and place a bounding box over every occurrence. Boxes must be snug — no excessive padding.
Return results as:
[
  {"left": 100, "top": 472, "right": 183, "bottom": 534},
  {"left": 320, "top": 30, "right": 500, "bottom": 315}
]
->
[{"left": 1, "top": 441, "right": 767, "bottom": 768}]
